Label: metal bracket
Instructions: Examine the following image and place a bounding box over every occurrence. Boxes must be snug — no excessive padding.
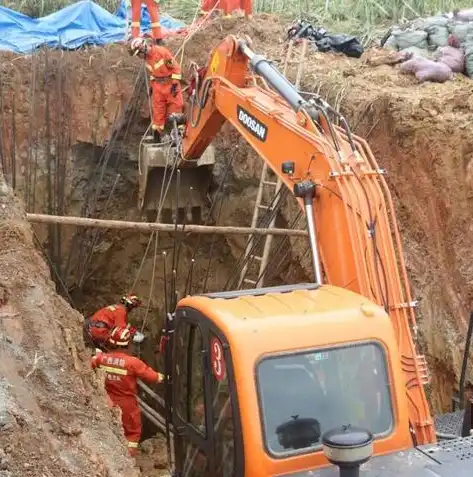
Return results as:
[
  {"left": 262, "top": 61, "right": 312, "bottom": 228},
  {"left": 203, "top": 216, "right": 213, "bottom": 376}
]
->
[
  {"left": 390, "top": 300, "right": 418, "bottom": 310},
  {"left": 328, "top": 171, "right": 354, "bottom": 178},
  {"left": 329, "top": 168, "right": 387, "bottom": 179},
  {"left": 362, "top": 168, "right": 387, "bottom": 176}
]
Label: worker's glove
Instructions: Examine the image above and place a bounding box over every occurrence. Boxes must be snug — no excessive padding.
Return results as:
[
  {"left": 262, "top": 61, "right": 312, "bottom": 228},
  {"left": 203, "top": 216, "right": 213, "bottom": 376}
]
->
[
  {"left": 133, "top": 331, "right": 146, "bottom": 343},
  {"left": 170, "top": 82, "right": 178, "bottom": 97}
]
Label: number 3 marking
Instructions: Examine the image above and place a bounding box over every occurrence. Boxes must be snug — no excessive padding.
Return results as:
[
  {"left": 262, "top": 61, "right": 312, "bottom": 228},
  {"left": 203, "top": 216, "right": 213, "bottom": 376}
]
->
[
  {"left": 211, "top": 337, "right": 225, "bottom": 381},
  {"left": 213, "top": 340, "right": 222, "bottom": 376}
]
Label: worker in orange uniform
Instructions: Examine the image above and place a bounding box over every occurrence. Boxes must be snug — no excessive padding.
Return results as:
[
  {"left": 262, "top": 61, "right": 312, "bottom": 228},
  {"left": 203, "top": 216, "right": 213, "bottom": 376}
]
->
[
  {"left": 130, "top": 37, "right": 185, "bottom": 141},
  {"left": 84, "top": 294, "right": 143, "bottom": 350},
  {"left": 91, "top": 326, "right": 164, "bottom": 456},
  {"left": 200, "top": 0, "right": 251, "bottom": 16},
  {"left": 130, "top": 0, "right": 164, "bottom": 44}
]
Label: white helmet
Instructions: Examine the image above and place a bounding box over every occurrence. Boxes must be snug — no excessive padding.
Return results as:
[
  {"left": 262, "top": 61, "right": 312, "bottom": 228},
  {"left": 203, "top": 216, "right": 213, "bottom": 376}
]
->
[{"left": 130, "top": 37, "right": 148, "bottom": 56}]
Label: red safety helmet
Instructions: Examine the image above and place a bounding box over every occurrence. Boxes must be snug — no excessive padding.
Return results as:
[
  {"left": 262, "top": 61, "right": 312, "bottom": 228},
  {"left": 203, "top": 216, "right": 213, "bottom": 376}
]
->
[
  {"left": 108, "top": 326, "right": 136, "bottom": 347},
  {"left": 120, "top": 294, "right": 142, "bottom": 309}
]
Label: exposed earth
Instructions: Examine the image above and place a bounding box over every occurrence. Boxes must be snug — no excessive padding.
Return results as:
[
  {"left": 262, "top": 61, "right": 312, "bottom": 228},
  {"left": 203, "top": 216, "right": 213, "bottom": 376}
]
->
[{"left": 1, "top": 12, "right": 473, "bottom": 476}]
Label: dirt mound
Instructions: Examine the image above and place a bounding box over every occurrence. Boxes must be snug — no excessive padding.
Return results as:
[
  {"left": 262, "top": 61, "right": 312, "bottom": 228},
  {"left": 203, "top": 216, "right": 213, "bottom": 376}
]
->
[
  {"left": 135, "top": 435, "right": 168, "bottom": 477},
  {"left": 0, "top": 176, "right": 139, "bottom": 477}
]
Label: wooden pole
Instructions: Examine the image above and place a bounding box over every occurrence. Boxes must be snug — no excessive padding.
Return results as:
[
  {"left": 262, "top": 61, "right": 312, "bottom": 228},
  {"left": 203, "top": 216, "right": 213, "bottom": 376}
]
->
[{"left": 26, "top": 213, "right": 308, "bottom": 238}]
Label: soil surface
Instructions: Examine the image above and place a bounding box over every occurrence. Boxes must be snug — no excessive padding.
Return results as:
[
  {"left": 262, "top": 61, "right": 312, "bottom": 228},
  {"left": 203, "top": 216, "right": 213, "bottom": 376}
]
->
[
  {"left": 2, "top": 11, "right": 473, "bottom": 476},
  {"left": 0, "top": 176, "right": 139, "bottom": 477}
]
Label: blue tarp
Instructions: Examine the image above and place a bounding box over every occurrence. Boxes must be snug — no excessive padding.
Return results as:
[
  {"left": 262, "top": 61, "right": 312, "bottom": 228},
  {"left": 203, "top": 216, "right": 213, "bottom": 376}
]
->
[{"left": 0, "top": 0, "right": 185, "bottom": 54}]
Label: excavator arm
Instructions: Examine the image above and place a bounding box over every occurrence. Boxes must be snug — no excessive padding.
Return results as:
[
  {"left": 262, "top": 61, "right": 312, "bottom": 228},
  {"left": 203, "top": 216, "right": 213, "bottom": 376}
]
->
[{"left": 181, "top": 35, "right": 435, "bottom": 445}]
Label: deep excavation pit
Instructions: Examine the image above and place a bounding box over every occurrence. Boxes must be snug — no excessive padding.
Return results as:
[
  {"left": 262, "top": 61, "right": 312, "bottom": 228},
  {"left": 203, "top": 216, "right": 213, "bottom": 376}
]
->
[{"left": 2, "top": 12, "right": 473, "bottom": 474}]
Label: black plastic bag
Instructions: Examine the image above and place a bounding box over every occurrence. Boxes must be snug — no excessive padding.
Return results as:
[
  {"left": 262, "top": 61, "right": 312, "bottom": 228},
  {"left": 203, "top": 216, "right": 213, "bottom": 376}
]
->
[
  {"left": 286, "top": 19, "right": 364, "bottom": 59},
  {"left": 323, "top": 34, "right": 364, "bottom": 58}
]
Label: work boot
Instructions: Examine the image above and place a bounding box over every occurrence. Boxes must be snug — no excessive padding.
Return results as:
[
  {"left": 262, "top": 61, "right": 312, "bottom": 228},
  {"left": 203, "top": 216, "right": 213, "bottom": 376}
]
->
[
  {"left": 168, "top": 112, "right": 186, "bottom": 126},
  {"left": 152, "top": 129, "right": 161, "bottom": 142}
]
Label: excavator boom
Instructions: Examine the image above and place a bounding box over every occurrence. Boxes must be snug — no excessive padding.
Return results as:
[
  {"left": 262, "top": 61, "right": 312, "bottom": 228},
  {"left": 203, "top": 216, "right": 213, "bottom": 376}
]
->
[{"left": 181, "top": 35, "right": 434, "bottom": 445}]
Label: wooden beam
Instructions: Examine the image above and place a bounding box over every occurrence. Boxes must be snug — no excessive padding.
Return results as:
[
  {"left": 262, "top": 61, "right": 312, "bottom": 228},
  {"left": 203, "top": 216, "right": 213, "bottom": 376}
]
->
[{"left": 26, "top": 213, "right": 308, "bottom": 237}]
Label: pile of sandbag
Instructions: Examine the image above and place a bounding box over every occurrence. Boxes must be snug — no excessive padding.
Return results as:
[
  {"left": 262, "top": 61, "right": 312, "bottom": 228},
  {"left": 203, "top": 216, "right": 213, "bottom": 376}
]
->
[
  {"left": 399, "top": 56, "right": 453, "bottom": 83},
  {"left": 383, "top": 8, "right": 473, "bottom": 79}
]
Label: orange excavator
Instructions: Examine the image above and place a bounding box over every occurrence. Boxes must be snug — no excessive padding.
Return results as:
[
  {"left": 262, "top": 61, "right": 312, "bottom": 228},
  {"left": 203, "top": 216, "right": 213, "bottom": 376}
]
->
[{"left": 155, "top": 35, "right": 473, "bottom": 477}]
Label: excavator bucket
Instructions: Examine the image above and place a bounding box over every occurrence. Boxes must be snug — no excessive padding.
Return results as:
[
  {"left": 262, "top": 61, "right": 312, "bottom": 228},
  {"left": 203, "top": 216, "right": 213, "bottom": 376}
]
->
[{"left": 138, "top": 139, "right": 215, "bottom": 223}]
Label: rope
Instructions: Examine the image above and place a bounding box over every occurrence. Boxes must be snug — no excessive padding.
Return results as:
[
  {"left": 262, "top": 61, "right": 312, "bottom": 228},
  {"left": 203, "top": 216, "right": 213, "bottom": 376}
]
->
[
  {"left": 176, "top": 3, "right": 202, "bottom": 67},
  {"left": 132, "top": 10, "right": 222, "bottom": 324},
  {"left": 129, "top": 147, "right": 180, "bottom": 292},
  {"left": 140, "top": 232, "right": 159, "bottom": 333},
  {"left": 174, "top": 5, "right": 220, "bottom": 65},
  {"left": 132, "top": 13, "right": 214, "bottom": 293}
]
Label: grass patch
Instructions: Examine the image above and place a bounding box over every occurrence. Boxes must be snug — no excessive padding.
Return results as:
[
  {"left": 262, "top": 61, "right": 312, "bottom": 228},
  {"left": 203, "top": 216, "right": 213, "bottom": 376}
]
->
[{"left": 0, "top": 0, "right": 472, "bottom": 37}]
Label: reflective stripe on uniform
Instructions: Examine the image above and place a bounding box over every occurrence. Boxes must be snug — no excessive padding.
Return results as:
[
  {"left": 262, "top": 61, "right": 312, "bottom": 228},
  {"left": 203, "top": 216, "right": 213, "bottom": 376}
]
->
[
  {"left": 99, "top": 365, "right": 128, "bottom": 375},
  {"left": 128, "top": 441, "right": 139, "bottom": 448},
  {"left": 171, "top": 73, "right": 182, "bottom": 80},
  {"left": 146, "top": 64, "right": 153, "bottom": 72},
  {"left": 150, "top": 75, "right": 171, "bottom": 82},
  {"left": 154, "top": 59, "right": 164, "bottom": 70},
  {"left": 151, "top": 22, "right": 160, "bottom": 27},
  {"left": 131, "top": 21, "right": 140, "bottom": 26},
  {"left": 107, "top": 305, "right": 116, "bottom": 311},
  {"left": 152, "top": 123, "right": 165, "bottom": 131},
  {"left": 90, "top": 321, "right": 110, "bottom": 329}
]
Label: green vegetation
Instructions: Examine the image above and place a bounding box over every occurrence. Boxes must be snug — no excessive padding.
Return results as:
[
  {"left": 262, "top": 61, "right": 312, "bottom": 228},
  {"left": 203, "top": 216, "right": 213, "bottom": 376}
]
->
[
  {"left": 0, "top": 0, "right": 117, "bottom": 17},
  {"left": 1, "top": 0, "right": 472, "bottom": 34},
  {"left": 255, "top": 0, "right": 473, "bottom": 24}
]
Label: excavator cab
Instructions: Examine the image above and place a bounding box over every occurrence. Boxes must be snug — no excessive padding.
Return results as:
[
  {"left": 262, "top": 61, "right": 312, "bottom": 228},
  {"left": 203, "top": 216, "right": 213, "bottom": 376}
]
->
[
  {"left": 167, "top": 283, "right": 413, "bottom": 477},
  {"left": 137, "top": 115, "right": 216, "bottom": 223}
]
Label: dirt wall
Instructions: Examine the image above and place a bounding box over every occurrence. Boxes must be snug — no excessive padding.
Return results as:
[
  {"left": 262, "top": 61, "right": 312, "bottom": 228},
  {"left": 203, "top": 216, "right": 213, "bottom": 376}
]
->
[{"left": 0, "top": 176, "right": 139, "bottom": 476}]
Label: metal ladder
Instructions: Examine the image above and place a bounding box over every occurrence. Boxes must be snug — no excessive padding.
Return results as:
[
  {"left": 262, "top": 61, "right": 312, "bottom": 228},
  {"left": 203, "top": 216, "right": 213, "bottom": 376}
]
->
[{"left": 237, "top": 39, "right": 309, "bottom": 289}]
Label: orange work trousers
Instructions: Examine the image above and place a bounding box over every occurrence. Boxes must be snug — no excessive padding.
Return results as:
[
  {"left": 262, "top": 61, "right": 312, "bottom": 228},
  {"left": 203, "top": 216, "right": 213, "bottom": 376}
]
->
[
  {"left": 151, "top": 80, "right": 184, "bottom": 131},
  {"left": 201, "top": 0, "right": 250, "bottom": 15},
  {"left": 131, "top": 0, "right": 162, "bottom": 40},
  {"left": 112, "top": 396, "right": 142, "bottom": 457}
]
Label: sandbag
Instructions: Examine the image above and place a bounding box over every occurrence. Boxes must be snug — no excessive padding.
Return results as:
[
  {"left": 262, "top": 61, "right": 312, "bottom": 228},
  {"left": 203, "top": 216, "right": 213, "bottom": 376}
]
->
[
  {"left": 400, "top": 46, "right": 430, "bottom": 58},
  {"left": 400, "top": 57, "right": 453, "bottom": 83},
  {"left": 416, "top": 62, "right": 453, "bottom": 83},
  {"left": 465, "top": 43, "right": 473, "bottom": 77},
  {"left": 426, "top": 24, "right": 449, "bottom": 47},
  {"left": 384, "top": 34, "right": 398, "bottom": 51},
  {"left": 423, "top": 15, "right": 449, "bottom": 28},
  {"left": 415, "top": 63, "right": 452, "bottom": 83},
  {"left": 394, "top": 30, "right": 428, "bottom": 50},
  {"left": 435, "top": 45, "right": 465, "bottom": 73},
  {"left": 453, "top": 8, "right": 473, "bottom": 23},
  {"left": 448, "top": 21, "right": 473, "bottom": 43}
]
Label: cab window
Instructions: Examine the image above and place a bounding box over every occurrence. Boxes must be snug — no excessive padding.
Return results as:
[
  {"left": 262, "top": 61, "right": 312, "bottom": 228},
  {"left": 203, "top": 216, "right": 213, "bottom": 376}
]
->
[
  {"left": 257, "top": 342, "right": 393, "bottom": 456},
  {"left": 174, "top": 321, "right": 206, "bottom": 435},
  {"left": 179, "top": 440, "right": 210, "bottom": 477}
]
